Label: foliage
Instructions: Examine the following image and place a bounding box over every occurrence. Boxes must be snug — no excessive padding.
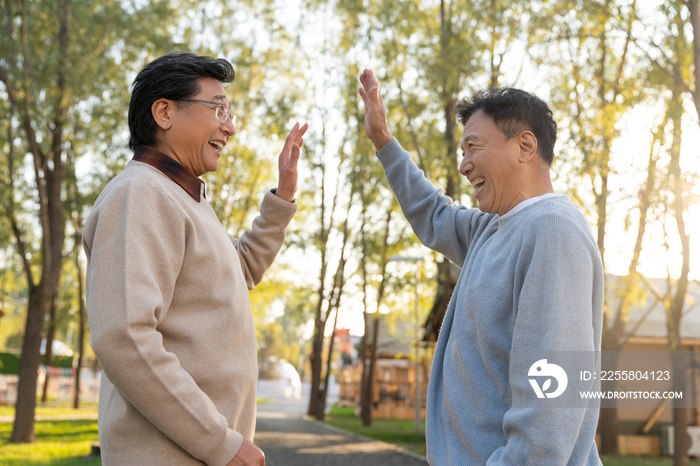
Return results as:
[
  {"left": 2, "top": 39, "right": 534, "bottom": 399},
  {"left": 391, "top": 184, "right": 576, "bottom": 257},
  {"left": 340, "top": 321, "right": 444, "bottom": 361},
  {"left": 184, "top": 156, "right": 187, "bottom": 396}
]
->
[
  {"left": 0, "top": 419, "right": 100, "bottom": 466},
  {"left": 0, "top": 267, "right": 27, "bottom": 351}
]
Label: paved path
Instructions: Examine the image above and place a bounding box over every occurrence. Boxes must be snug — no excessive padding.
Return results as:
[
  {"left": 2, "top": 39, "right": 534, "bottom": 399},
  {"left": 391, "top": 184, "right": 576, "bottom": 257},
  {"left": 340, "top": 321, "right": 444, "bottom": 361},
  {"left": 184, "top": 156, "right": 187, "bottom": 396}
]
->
[{"left": 255, "top": 399, "right": 428, "bottom": 466}]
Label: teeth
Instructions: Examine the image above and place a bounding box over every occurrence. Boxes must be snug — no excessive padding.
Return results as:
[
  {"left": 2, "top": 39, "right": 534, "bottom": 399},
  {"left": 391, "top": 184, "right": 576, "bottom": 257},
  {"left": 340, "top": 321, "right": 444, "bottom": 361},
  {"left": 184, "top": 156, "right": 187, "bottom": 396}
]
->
[
  {"left": 210, "top": 141, "right": 224, "bottom": 150},
  {"left": 471, "top": 177, "right": 485, "bottom": 188}
]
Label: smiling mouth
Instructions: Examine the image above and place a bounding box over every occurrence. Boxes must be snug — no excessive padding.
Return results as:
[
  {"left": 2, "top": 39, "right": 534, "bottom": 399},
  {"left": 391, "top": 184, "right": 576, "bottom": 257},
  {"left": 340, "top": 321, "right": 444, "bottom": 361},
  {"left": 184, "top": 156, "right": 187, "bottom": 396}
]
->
[
  {"left": 471, "top": 177, "right": 486, "bottom": 195},
  {"left": 209, "top": 141, "right": 224, "bottom": 151}
]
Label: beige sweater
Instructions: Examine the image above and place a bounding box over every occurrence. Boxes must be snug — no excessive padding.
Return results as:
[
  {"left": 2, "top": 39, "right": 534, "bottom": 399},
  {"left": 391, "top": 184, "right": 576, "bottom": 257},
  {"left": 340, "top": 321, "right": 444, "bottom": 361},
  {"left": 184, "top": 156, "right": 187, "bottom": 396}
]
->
[{"left": 83, "top": 159, "right": 297, "bottom": 466}]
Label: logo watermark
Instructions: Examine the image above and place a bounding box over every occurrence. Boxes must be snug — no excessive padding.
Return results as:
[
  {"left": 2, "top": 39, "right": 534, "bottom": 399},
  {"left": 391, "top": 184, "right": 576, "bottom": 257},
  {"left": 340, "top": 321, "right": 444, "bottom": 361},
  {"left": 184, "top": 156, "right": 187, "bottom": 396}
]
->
[
  {"left": 528, "top": 359, "right": 568, "bottom": 399},
  {"left": 510, "top": 351, "right": 696, "bottom": 409}
]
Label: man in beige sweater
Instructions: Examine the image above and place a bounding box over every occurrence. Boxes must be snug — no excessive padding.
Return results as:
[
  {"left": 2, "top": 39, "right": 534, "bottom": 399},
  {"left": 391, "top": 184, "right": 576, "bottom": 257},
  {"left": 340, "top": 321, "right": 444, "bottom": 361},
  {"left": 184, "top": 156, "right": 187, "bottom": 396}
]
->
[{"left": 83, "top": 52, "right": 307, "bottom": 466}]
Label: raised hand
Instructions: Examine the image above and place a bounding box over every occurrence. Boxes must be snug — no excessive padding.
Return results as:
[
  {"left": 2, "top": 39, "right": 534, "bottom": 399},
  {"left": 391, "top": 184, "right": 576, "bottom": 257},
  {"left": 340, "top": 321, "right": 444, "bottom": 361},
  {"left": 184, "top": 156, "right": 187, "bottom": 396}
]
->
[
  {"left": 359, "top": 69, "right": 393, "bottom": 151},
  {"left": 276, "top": 122, "right": 308, "bottom": 202}
]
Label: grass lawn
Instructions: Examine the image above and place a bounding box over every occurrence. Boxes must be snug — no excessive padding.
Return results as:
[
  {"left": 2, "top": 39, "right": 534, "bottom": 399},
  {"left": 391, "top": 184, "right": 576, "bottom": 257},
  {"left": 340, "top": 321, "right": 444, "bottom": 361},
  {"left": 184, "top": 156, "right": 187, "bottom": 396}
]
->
[
  {"left": 323, "top": 404, "right": 700, "bottom": 465},
  {"left": 0, "top": 402, "right": 98, "bottom": 418},
  {"left": 323, "top": 404, "right": 427, "bottom": 456},
  {"left": 601, "top": 456, "right": 700, "bottom": 465},
  {"left": 0, "top": 419, "right": 100, "bottom": 466}
]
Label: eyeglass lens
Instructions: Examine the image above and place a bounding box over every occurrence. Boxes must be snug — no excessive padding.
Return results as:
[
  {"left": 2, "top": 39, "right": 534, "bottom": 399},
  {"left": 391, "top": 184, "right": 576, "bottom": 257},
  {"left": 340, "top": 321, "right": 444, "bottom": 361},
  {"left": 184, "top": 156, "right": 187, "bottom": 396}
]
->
[
  {"left": 216, "top": 105, "right": 226, "bottom": 122},
  {"left": 217, "top": 105, "right": 237, "bottom": 126}
]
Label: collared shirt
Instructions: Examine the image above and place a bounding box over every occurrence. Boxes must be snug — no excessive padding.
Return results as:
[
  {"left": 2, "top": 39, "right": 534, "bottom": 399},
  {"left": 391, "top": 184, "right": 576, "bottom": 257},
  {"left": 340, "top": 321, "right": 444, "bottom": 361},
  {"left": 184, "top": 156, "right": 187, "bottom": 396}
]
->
[{"left": 133, "top": 146, "right": 206, "bottom": 202}]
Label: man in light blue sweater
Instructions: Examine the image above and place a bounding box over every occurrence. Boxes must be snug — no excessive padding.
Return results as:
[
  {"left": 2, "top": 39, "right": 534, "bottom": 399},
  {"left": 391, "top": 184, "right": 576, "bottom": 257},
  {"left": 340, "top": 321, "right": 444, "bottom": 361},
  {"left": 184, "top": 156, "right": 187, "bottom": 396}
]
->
[{"left": 359, "top": 69, "right": 604, "bottom": 465}]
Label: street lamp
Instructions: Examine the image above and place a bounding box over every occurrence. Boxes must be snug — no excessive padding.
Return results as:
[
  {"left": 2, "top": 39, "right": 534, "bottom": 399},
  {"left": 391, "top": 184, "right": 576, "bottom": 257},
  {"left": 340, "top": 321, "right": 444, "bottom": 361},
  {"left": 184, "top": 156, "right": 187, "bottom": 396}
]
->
[{"left": 389, "top": 255, "right": 423, "bottom": 434}]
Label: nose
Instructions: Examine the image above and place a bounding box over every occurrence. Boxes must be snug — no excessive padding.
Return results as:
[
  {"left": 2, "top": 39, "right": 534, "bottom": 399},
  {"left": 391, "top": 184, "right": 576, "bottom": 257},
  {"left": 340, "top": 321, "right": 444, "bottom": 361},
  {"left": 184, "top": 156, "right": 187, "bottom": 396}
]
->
[
  {"left": 221, "top": 115, "right": 236, "bottom": 137},
  {"left": 459, "top": 155, "right": 473, "bottom": 177}
]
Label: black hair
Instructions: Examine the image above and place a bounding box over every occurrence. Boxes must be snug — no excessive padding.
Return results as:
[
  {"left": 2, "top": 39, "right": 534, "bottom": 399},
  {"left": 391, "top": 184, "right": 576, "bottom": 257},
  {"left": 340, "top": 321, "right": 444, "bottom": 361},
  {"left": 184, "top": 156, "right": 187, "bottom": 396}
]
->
[
  {"left": 128, "top": 52, "right": 235, "bottom": 150},
  {"left": 455, "top": 88, "right": 557, "bottom": 166}
]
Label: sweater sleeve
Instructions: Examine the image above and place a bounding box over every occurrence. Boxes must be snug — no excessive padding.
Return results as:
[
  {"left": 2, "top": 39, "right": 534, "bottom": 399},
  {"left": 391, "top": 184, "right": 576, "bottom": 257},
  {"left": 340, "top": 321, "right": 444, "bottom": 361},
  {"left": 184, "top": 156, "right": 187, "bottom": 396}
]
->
[
  {"left": 230, "top": 189, "right": 298, "bottom": 290},
  {"left": 84, "top": 179, "right": 243, "bottom": 466},
  {"left": 376, "top": 138, "right": 492, "bottom": 267},
  {"left": 486, "top": 210, "right": 604, "bottom": 465}
]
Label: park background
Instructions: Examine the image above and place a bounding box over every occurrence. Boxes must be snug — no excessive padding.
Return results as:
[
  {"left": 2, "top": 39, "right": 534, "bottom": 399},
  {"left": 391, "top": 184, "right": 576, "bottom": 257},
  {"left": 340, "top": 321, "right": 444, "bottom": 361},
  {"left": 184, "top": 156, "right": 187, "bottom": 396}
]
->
[{"left": 1, "top": 0, "right": 699, "bottom": 464}]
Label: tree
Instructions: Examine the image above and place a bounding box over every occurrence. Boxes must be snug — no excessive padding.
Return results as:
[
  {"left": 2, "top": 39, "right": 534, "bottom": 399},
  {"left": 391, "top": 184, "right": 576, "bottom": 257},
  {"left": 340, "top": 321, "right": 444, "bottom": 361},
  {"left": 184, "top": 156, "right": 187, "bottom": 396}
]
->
[
  {"left": 530, "top": 0, "right": 645, "bottom": 453},
  {"left": 2, "top": 0, "right": 73, "bottom": 442},
  {"left": 0, "top": 0, "right": 191, "bottom": 442},
  {"left": 645, "top": 1, "right": 698, "bottom": 463}
]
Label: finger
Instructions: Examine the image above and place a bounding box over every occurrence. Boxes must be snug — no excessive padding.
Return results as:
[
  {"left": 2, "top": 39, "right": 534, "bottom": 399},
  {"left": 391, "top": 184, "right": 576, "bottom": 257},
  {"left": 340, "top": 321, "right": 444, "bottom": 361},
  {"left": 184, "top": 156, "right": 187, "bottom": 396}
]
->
[
  {"left": 288, "top": 146, "right": 301, "bottom": 168},
  {"left": 292, "top": 137, "right": 304, "bottom": 153},
  {"left": 281, "top": 122, "right": 301, "bottom": 156},
  {"left": 290, "top": 127, "right": 307, "bottom": 150},
  {"left": 363, "top": 69, "right": 380, "bottom": 95},
  {"left": 288, "top": 139, "right": 302, "bottom": 163},
  {"left": 287, "top": 122, "right": 300, "bottom": 142},
  {"left": 359, "top": 87, "right": 367, "bottom": 106},
  {"left": 295, "top": 122, "right": 308, "bottom": 142}
]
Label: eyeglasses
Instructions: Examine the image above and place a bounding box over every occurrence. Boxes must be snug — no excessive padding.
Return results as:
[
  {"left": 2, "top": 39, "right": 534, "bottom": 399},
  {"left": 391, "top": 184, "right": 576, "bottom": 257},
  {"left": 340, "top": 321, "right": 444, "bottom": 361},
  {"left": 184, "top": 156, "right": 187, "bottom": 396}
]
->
[{"left": 180, "top": 98, "right": 237, "bottom": 127}]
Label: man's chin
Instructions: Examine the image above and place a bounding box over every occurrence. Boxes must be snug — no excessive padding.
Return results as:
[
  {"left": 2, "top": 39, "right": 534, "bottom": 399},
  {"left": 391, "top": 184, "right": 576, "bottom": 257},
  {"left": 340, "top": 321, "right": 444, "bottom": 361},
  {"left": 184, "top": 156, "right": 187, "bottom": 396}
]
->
[{"left": 204, "top": 161, "right": 220, "bottom": 175}]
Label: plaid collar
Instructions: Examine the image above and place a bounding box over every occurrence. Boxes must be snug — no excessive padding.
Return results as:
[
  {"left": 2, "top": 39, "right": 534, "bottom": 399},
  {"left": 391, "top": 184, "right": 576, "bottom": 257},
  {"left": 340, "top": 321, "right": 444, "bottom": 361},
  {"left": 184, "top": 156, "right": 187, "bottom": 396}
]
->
[{"left": 133, "top": 146, "right": 205, "bottom": 202}]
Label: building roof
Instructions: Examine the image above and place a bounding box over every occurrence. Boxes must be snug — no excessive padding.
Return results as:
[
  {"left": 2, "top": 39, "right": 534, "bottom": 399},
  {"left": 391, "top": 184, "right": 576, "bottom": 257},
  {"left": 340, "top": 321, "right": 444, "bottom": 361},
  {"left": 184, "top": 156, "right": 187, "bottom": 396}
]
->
[{"left": 612, "top": 275, "right": 700, "bottom": 339}]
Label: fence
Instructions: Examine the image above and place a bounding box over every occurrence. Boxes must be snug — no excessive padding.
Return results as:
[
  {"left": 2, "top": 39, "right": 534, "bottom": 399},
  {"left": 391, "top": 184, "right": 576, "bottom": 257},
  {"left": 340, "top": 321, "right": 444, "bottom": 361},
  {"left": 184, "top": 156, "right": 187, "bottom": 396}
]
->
[{"left": 0, "top": 367, "right": 101, "bottom": 406}]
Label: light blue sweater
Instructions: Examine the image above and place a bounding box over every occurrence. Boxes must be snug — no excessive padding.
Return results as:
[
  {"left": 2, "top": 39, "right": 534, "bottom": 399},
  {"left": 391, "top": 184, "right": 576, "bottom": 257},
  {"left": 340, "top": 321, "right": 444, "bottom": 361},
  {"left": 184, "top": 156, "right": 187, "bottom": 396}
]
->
[{"left": 377, "top": 139, "right": 604, "bottom": 466}]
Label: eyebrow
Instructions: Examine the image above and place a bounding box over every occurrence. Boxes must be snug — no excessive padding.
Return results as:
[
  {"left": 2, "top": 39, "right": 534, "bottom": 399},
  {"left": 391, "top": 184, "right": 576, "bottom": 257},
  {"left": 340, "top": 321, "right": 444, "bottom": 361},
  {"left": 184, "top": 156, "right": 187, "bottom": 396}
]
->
[
  {"left": 461, "top": 135, "right": 479, "bottom": 150},
  {"left": 211, "top": 94, "right": 228, "bottom": 102}
]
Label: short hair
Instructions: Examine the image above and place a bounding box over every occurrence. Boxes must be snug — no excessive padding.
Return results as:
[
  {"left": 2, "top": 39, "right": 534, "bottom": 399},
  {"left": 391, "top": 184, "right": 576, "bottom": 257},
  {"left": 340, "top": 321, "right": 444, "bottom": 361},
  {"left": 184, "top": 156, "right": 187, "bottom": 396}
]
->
[
  {"left": 128, "top": 52, "right": 235, "bottom": 150},
  {"left": 455, "top": 88, "right": 557, "bottom": 166}
]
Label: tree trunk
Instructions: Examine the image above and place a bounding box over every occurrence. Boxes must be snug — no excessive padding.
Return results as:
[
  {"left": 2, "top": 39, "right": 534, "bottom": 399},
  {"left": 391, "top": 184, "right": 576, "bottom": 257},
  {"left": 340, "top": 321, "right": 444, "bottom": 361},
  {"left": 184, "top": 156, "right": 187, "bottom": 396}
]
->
[
  {"left": 598, "top": 109, "right": 661, "bottom": 455},
  {"left": 307, "top": 118, "right": 329, "bottom": 418},
  {"left": 11, "top": 288, "right": 50, "bottom": 443},
  {"left": 359, "top": 174, "right": 370, "bottom": 426},
  {"left": 317, "top": 306, "right": 341, "bottom": 421},
  {"left": 361, "top": 317, "right": 380, "bottom": 423},
  {"left": 41, "top": 294, "right": 58, "bottom": 403},
  {"left": 424, "top": 0, "right": 462, "bottom": 341},
  {"left": 668, "top": 88, "right": 690, "bottom": 466},
  {"left": 74, "top": 233, "right": 86, "bottom": 409},
  {"left": 307, "top": 318, "right": 325, "bottom": 417},
  {"left": 10, "top": 0, "right": 70, "bottom": 443}
]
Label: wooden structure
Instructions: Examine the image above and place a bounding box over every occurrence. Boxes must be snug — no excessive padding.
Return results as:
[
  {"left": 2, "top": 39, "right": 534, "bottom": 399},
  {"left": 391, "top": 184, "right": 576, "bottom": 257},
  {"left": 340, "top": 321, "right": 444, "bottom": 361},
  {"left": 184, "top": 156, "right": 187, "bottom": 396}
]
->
[
  {"left": 337, "top": 314, "right": 431, "bottom": 420},
  {"left": 599, "top": 276, "right": 700, "bottom": 456}
]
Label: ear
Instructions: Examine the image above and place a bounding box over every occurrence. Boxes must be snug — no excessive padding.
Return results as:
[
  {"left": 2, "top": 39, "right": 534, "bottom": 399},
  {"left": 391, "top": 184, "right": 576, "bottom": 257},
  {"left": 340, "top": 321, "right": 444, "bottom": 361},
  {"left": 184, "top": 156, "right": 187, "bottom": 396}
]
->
[
  {"left": 151, "top": 99, "right": 173, "bottom": 131},
  {"left": 517, "top": 131, "right": 538, "bottom": 163}
]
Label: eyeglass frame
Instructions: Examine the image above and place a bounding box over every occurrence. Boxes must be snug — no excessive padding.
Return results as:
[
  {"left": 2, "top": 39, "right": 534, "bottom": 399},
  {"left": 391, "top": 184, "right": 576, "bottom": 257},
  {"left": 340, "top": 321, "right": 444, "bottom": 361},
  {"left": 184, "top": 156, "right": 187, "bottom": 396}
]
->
[{"left": 179, "top": 98, "right": 237, "bottom": 126}]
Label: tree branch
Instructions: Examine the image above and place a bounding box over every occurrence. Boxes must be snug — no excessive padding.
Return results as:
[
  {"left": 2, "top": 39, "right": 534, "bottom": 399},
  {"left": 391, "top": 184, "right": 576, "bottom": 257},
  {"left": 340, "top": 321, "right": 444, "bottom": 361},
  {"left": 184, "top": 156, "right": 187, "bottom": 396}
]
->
[
  {"left": 8, "top": 215, "right": 34, "bottom": 291},
  {"left": 637, "top": 35, "right": 694, "bottom": 96},
  {"left": 4, "top": 86, "right": 35, "bottom": 291},
  {"left": 396, "top": 79, "right": 426, "bottom": 173}
]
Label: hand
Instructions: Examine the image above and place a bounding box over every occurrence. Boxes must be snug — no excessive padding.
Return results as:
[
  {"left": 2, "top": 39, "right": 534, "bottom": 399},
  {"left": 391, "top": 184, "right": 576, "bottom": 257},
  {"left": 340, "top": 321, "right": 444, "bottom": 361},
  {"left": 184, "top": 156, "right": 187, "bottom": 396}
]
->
[
  {"left": 359, "top": 69, "right": 393, "bottom": 151},
  {"left": 276, "top": 122, "right": 308, "bottom": 202},
  {"left": 227, "top": 438, "right": 265, "bottom": 466}
]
